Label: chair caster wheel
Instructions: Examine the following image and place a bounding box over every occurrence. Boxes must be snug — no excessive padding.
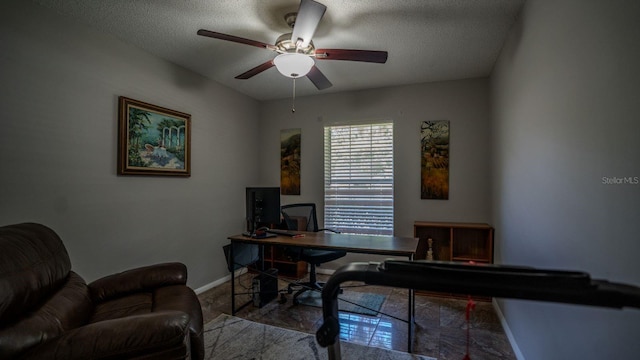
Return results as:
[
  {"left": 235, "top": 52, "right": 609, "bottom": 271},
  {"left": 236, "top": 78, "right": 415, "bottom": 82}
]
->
[{"left": 279, "top": 293, "right": 287, "bottom": 304}]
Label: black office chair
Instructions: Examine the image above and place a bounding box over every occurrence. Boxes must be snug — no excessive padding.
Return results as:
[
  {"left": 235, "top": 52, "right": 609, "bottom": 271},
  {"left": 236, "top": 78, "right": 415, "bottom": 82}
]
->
[{"left": 281, "top": 203, "right": 346, "bottom": 304}]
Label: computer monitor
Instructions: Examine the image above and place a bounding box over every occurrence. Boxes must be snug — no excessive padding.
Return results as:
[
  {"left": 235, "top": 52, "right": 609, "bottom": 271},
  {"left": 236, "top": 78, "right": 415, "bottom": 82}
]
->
[{"left": 246, "top": 187, "right": 281, "bottom": 233}]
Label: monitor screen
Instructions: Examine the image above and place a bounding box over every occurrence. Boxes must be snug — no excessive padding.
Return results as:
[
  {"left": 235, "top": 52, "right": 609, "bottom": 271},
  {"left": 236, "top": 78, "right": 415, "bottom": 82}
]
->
[{"left": 246, "top": 187, "right": 281, "bottom": 232}]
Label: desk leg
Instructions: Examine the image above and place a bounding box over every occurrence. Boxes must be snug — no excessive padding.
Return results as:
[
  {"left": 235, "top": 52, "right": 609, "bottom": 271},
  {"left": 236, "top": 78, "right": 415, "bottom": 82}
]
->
[
  {"left": 407, "top": 254, "right": 415, "bottom": 353},
  {"left": 231, "top": 242, "right": 236, "bottom": 315}
]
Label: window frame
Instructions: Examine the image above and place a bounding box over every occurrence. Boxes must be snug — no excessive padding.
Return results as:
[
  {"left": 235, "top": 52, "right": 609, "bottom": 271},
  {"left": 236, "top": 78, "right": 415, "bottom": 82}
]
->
[{"left": 323, "top": 122, "right": 394, "bottom": 236}]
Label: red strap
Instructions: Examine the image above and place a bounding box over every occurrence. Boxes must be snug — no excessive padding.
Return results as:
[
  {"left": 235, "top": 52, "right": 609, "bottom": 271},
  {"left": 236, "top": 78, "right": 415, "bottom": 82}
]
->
[
  {"left": 463, "top": 296, "right": 476, "bottom": 360},
  {"left": 466, "top": 296, "right": 476, "bottom": 320}
]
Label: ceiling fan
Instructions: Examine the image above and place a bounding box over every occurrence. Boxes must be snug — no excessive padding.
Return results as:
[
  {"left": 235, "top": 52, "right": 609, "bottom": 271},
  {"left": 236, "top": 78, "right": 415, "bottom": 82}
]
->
[{"left": 197, "top": 0, "right": 388, "bottom": 91}]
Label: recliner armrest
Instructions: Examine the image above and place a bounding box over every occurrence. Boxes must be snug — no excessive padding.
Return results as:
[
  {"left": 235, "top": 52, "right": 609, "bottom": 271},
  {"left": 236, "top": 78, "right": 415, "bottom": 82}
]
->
[
  {"left": 20, "top": 311, "right": 191, "bottom": 360},
  {"left": 88, "top": 262, "right": 187, "bottom": 302}
]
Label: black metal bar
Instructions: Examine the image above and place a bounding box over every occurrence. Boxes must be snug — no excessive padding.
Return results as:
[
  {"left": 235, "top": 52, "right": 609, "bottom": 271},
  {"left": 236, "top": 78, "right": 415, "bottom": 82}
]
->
[
  {"left": 407, "top": 253, "right": 414, "bottom": 353},
  {"left": 316, "top": 260, "right": 640, "bottom": 360},
  {"left": 379, "top": 260, "right": 640, "bottom": 309},
  {"left": 316, "top": 262, "right": 377, "bottom": 358},
  {"left": 230, "top": 240, "right": 261, "bottom": 315}
]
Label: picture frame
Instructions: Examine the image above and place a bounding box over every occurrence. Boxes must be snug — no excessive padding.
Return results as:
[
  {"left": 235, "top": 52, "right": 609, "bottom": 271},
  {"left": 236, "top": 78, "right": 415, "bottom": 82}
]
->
[
  {"left": 118, "top": 96, "right": 191, "bottom": 176},
  {"left": 420, "top": 120, "right": 449, "bottom": 199},
  {"left": 281, "top": 128, "right": 301, "bottom": 195}
]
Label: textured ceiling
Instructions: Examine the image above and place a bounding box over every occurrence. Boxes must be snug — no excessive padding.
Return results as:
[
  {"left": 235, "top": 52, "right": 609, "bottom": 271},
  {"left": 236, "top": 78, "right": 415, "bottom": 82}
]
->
[{"left": 33, "top": 0, "right": 524, "bottom": 101}]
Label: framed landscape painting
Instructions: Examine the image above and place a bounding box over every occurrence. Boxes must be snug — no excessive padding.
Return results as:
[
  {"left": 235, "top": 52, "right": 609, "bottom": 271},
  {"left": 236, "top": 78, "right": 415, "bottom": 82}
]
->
[
  {"left": 420, "top": 120, "right": 449, "bottom": 199},
  {"left": 118, "top": 96, "right": 191, "bottom": 176},
  {"left": 280, "top": 128, "right": 301, "bottom": 195}
]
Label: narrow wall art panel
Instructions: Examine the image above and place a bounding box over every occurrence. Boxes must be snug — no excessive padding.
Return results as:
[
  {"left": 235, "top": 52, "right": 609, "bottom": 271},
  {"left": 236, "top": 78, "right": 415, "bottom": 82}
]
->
[
  {"left": 420, "top": 120, "right": 449, "bottom": 199},
  {"left": 281, "top": 128, "right": 301, "bottom": 195}
]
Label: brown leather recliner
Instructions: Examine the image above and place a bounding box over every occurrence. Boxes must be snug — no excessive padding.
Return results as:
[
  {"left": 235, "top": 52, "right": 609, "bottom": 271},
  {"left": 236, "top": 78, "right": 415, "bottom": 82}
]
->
[{"left": 0, "top": 223, "right": 204, "bottom": 360}]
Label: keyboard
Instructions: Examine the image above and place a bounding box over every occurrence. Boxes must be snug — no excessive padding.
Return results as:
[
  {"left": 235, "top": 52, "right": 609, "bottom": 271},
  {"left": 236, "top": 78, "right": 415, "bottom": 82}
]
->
[{"left": 241, "top": 231, "right": 277, "bottom": 239}]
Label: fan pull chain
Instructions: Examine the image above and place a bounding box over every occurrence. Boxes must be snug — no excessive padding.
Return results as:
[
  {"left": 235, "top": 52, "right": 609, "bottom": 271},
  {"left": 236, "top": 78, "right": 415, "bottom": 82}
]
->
[{"left": 291, "top": 77, "right": 296, "bottom": 113}]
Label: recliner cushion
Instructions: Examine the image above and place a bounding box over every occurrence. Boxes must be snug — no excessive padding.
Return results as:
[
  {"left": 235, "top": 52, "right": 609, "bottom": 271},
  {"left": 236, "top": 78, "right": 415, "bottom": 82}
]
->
[
  {"left": 0, "top": 271, "right": 92, "bottom": 359},
  {"left": 19, "top": 311, "right": 192, "bottom": 360},
  {"left": 89, "top": 263, "right": 188, "bottom": 303},
  {"left": 91, "top": 292, "right": 154, "bottom": 323},
  {"left": 154, "top": 285, "right": 204, "bottom": 360},
  {"left": 90, "top": 285, "right": 204, "bottom": 360},
  {"left": 0, "top": 223, "right": 72, "bottom": 324}
]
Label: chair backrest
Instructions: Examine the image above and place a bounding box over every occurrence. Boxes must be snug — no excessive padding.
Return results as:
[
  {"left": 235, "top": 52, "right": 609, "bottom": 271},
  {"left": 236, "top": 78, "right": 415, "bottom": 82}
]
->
[{"left": 281, "top": 203, "right": 319, "bottom": 232}]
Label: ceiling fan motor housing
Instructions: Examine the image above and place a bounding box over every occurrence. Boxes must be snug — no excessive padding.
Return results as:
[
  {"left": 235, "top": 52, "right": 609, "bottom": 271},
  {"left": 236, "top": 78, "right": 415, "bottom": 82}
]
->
[{"left": 275, "top": 33, "right": 315, "bottom": 55}]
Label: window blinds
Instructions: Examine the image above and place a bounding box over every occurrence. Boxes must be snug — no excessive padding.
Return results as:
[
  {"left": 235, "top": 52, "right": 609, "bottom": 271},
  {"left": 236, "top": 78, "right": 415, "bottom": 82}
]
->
[{"left": 323, "top": 123, "right": 394, "bottom": 235}]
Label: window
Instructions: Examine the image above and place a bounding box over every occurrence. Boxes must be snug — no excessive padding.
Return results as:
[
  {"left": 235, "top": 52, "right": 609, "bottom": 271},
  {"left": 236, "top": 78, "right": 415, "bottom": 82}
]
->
[{"left": 323, "top": 123, "right": 394, "bottom": 235}]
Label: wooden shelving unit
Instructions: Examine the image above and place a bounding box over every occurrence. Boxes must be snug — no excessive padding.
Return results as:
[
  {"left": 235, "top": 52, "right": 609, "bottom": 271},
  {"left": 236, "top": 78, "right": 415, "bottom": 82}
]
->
[
  {"left": 413, "top": 221, "right": 494, "bottom": 299},
  {"left": 414, "top": 221, "right": 493, "bottom": 263},
  {"left": 259, "top": 245, "right": 307, "bottom": 279}
]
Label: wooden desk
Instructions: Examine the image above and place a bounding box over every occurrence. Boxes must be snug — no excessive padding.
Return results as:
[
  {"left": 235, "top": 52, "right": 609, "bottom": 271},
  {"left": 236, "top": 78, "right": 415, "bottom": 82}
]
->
[
  {"left": 228, "top": 232, "right": 418, "bottom": 256},
  {"left": 227, "top": 231, "right": 419, "bottom": 352}
]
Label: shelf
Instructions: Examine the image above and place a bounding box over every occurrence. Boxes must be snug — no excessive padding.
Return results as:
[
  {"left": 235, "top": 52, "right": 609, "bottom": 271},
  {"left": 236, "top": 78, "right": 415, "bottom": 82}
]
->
[
  {"left": 414, "top": 221, "right": 492, "bottom": 229},
  {"left": 414, "top": 221, "right": 494, "bottom": 300},
  {"left": 260, "top": 244, "right": 308, "bottom": 279},
  {"left": 414, "top": 221, "right": 494, "bottom": 264}
]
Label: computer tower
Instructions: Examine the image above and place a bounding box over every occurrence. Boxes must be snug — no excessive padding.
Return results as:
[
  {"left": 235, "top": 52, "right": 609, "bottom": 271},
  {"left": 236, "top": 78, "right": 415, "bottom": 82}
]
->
[{"left": 252, "top": 268, "right": 278, "bottom": 308}]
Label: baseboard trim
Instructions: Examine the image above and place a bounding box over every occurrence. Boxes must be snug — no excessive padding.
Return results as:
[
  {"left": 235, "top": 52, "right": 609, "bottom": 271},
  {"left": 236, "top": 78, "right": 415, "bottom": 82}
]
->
[
  {"left": 194, "top": 268, "right": 248, "bottom": 295},
  {"left": 492, "top": 299, "right": 525, "bottom": 360}
]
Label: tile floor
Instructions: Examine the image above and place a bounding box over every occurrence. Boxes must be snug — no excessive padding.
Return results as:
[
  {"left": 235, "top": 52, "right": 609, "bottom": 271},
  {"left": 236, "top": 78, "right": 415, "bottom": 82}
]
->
[{"left": 198, "top": 272, "right": 517, "bottom": 360}]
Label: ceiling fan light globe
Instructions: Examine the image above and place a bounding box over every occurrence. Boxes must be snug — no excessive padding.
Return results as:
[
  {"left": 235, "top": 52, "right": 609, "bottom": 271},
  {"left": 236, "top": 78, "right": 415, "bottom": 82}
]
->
[{"left": 274, "top": 53, "right": 314, "bottom": 78}]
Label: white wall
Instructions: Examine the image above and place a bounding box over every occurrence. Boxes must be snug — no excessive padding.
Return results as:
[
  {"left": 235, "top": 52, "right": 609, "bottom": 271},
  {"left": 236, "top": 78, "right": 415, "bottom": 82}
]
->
[
  {"left": 0, "top": 0, "right": 260, "bottom": 288},
  {"left": 259, "top": 79, "right": 492, "bottom": 265},
  {"left": 491, "top": 1, "right": 640, "bottom": 359}
]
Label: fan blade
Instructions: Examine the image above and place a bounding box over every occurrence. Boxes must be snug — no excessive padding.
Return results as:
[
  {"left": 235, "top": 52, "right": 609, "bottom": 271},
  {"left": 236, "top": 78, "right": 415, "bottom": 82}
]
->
[
  {"left": 307, "top": 65, "right": 332, "bottom": 90},
  {"left": 235, "top": 60, "right": 275, "bottom": 79},
  {"left": 315, "top": 49, "right": 388, "bottom": 63},
  {"left": 197, "top": 29, "right": 275, "bottom": 50},
  {"left": 290, "top": 0, "right": 326, "bottom": 48}
]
